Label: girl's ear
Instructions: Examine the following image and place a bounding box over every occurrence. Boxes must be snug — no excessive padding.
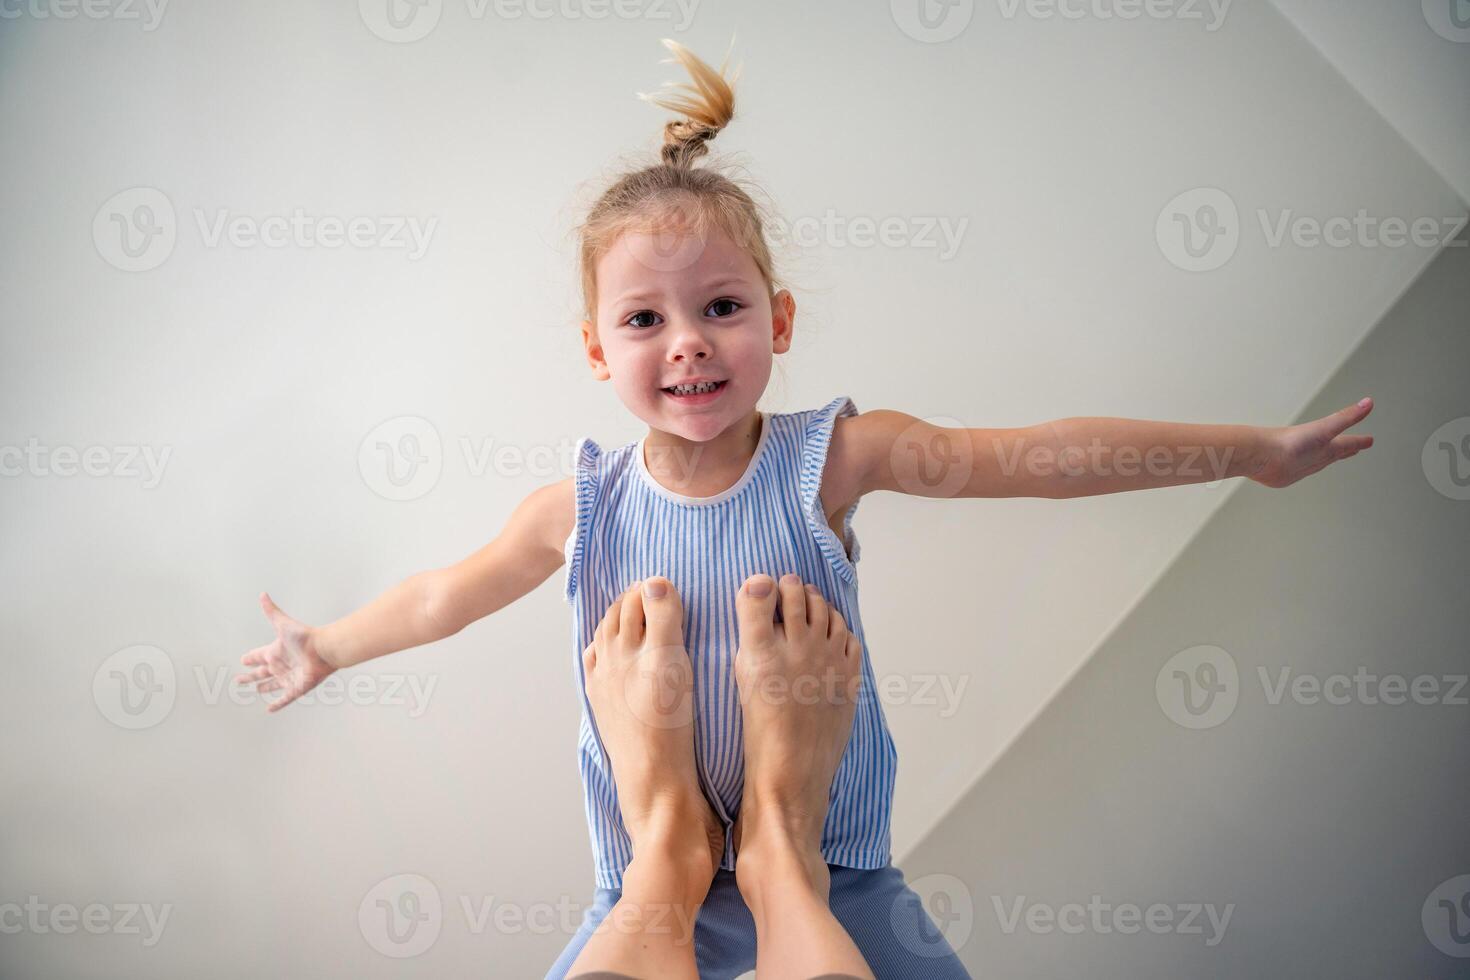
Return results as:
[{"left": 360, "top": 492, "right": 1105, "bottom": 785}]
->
[
  {"left": 581, "top": 319, "right": 612, "bottom": 381},
  {"left": 770, "top": 289, "right": 795, "bottom": 355}
]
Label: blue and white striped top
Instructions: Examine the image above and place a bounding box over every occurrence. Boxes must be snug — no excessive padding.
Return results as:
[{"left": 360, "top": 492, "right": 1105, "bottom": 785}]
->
[{"left": 563, "top": 395, "right": 897, "bottom": 889}]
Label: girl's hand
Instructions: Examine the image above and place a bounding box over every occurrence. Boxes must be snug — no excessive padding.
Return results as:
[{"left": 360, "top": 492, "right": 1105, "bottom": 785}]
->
[
  {"left": 236, "top": 592, "right": 337, "bottom": 713},
  {"left": 1252, "top": 397, "right": 1375, "bottom": 489}
]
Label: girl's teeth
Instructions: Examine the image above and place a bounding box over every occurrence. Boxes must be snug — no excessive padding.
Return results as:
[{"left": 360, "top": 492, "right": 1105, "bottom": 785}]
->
[{"left": 669, "top": 381, "right": 720, "bottom": 395}]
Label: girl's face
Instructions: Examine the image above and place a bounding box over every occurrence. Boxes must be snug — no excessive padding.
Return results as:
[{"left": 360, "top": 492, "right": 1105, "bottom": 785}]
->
[{"left": 582, "top": 221, "right": 794, "bottom": 443}]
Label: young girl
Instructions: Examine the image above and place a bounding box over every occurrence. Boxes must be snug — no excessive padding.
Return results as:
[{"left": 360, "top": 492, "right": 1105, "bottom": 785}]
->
[{"left": 239, "top": 39, "right": 1374, "bottom": 977}]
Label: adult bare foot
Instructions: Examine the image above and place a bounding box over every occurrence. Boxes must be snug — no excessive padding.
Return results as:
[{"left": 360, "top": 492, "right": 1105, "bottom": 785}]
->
[
  {"left": 731, "top": 573, "right": 862, "bottom": 901},
  {"left": 581, "top": 577, "right": 725, "bottom": 891},
  {"left": 729, "top": 572, "right": 872, "bottom": 980}
]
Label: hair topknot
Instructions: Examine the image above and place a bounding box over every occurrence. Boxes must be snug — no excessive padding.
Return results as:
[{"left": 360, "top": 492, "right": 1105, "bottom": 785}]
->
[
  {"left": 575, "top": 37, "right": 785, "bottom": 326},
  {"left": 637, "top": 37, "right": 741, "bottom": 168}
]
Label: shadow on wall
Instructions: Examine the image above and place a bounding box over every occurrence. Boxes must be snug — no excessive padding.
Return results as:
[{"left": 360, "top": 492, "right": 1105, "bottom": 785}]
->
[{"left": 899, "top": 232, "right": 1470, "bottom": 979}]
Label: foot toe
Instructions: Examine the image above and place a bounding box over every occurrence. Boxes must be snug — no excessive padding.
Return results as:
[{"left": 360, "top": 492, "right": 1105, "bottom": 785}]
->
[
  {"left": 639, "top": 576, "right": 684, "bottom": 646},
  {"left": 736, "top": 574, "right": 777, "bottom": 648},
  {"left": 618, "top": 581, "right": 645, "bottom": 643},
  {"left": 778, "top": 573, "right": 808, "bottom": 632},
  {"left": 601, "top": 593, "right": 624, "bottom": 640},
  {"left": 804, "top": 582, "right": 829, "bottom": 637}
]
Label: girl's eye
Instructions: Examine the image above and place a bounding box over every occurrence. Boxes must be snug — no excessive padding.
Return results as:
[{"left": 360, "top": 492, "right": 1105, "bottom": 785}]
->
[{"left": 625, "top": 299, "right": 741, "bottom": 329}]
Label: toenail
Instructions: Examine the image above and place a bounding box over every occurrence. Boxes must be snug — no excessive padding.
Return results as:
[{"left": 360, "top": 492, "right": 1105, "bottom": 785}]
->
[
  {"left": 643, "top": 579, "right": 667, "bottom": 598},
  {"left": 804, "top": 583, "right": 818, "bottom": 594},
  {"left": 747, "top": 578, "right": 772, "bottom": 597}
]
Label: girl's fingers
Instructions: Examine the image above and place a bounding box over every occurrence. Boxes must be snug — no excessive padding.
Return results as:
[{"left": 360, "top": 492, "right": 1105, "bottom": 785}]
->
[
  {"left": 235, "top": 666, "right": 273, "bottom": 685},
  {"left": 266, "top": 688, "right": 299, "bottom": 713},
  {"left": 259, "top": 591, "right": 289, "bottom": 629},
  {"left": 1327, "top": 399, "right": 1372, "bottom": 435},
  {"left": 1327, "top": 434, "right": 1372, "bottom": 460}
]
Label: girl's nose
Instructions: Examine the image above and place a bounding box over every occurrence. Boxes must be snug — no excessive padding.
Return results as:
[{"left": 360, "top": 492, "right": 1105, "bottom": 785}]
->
[{"left": 666, "top": 320, "right": 712, "bottom": 363}]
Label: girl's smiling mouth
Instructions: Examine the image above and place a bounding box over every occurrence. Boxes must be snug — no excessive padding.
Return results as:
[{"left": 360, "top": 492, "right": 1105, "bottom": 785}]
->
[{"left": 660, "top": 378, "right": 728, "bottom": 404}]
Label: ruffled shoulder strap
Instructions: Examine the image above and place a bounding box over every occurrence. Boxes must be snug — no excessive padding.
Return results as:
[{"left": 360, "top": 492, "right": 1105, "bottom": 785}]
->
[
  {"left": 562, "top": 436, "right": 603, "bottom": 602},
  {"left": 798, "top": 395, "right": 861, "bottom": 585}
]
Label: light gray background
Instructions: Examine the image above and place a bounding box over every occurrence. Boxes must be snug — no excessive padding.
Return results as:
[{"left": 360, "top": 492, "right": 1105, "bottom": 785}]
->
[{"left": 1, "top": 0, "right": 1465, "bottom": 976}]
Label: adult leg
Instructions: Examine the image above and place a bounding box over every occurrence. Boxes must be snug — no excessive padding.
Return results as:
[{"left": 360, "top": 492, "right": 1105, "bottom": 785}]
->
[
  {"left": 827, "top": 863, "right": 972, "bottom": 978},
  {"left": 566, "top": 578, "right": 726, "bottom": 980},
  {"left": 730, "top": 573, "right": 875, "bottom": 980}
]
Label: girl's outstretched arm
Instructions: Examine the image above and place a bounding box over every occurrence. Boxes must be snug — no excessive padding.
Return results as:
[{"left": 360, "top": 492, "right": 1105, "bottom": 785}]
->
[
  {"left": 237, "top": 478, "right": 574, "bottom": 712},
  {"left": 824, "top": 399, "right": 1375, "bottom": 506}
]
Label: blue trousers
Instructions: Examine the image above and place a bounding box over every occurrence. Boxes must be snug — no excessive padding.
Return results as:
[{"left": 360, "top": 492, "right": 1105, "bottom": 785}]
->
[{"left": 545, "top": 863, "right": 971, "bottom": 979}]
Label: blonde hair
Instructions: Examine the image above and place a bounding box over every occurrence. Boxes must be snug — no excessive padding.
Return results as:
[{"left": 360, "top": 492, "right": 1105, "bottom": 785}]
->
[{"left": 576, "top": 38, "right": 783, "bottom": 325}]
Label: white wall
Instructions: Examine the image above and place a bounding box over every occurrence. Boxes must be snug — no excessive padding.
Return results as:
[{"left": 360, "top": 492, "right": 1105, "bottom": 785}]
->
[
  {"left": 903, "top": 231, "right": 1470, "bottom": 978},
  {"left": 1, "top": 1, "right": 1463, "bottom": 975},
  {"left": 1270, "top": 0, "right": 1470, "bottom": 203}
]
